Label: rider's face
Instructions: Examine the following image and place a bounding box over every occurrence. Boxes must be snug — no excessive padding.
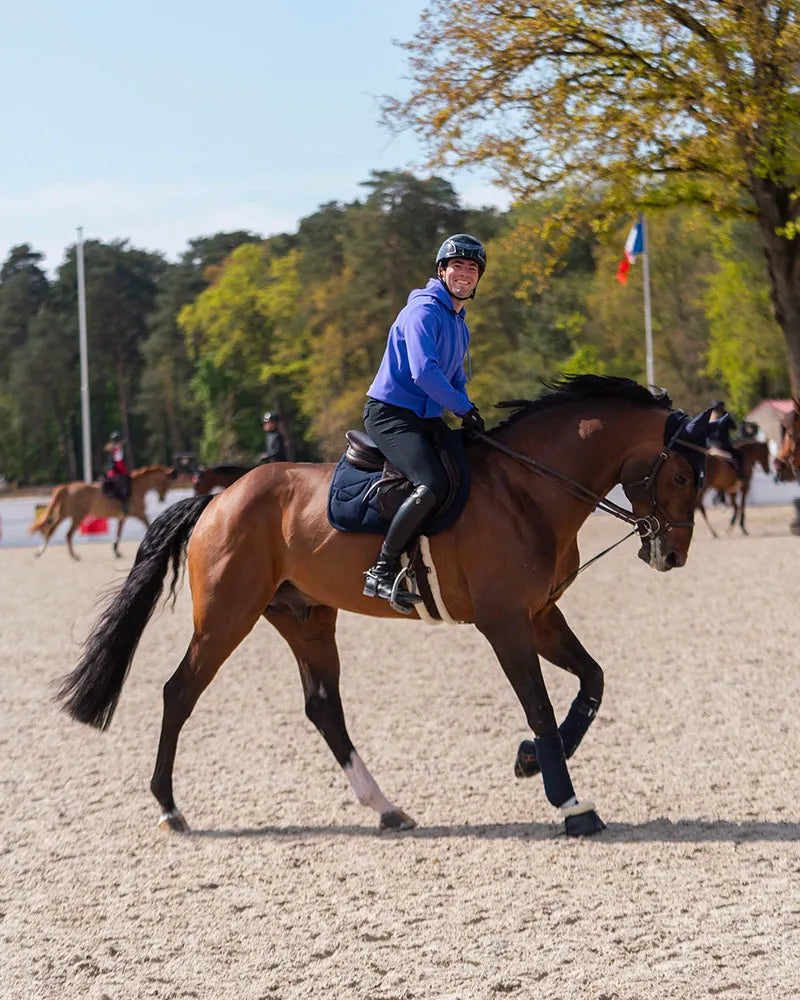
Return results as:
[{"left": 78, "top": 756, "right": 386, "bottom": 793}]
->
[{"left": 440, "top": 258, "right": 480, "bottom": 300}]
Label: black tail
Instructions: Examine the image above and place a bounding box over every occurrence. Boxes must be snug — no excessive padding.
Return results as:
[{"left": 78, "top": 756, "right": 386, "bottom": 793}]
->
[{"left": 57, "top": 494, "right": 215, "bottom": 730}]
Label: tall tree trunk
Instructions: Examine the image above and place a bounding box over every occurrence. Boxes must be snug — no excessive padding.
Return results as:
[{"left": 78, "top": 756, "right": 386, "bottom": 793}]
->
[{"left": 752, "top": 177, "right": 800, "bottom": 394}]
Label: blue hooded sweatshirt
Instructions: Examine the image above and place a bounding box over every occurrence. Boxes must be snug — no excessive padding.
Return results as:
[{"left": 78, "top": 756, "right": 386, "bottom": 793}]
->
[{"left": 367, "top": 278, "right": 474, "bottom": 418}]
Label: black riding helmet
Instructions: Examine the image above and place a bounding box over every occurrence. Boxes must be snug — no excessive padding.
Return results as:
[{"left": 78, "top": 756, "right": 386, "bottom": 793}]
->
[
  {"left": 262, "top": 412, "right": 280, "bottom": 423},
  {"left": 109, "top": 430, "right": 123, "bottom": 442},
  {"left": 435, "top": 234, "right": 487, "bottom": 276},
  {"left": 436, "top": 234, "right": 486, "bottom": 301}
]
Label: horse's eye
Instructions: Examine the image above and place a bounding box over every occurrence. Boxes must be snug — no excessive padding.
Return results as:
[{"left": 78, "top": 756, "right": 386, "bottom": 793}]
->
[{"left": 673, "top": 472, "right": 689, "bottom": 488}]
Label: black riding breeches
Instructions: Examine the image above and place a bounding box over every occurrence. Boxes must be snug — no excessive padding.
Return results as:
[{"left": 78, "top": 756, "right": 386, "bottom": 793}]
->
[{"left": 363, "top": 398, "right": 450, "bottom": 506}]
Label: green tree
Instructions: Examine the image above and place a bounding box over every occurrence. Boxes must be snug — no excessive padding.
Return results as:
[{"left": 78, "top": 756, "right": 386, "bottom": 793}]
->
[
  {"left": 179, "top": 240, "right": 306, "bottom": 461},
  {"left": 49, "top": 239, "right": 165, "bottom": 472},
  {"left": 466, "top": 202, "right": 594, "bottom": 413},
  {"left": 0, "top": 244, "right": 52, "bottom": 480},
  {"left": 705, "top": 219, "right": 789, "bottom": 414},
  {"left": 388, "top": 2, "right": 800, "bottom": 390},
  {"left": 138, "top": 231, "right": 262, "bottom": 463}
]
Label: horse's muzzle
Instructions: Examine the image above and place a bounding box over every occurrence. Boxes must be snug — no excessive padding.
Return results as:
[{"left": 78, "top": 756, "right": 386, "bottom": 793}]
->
[{"left": 637, "top": 537, "right": 686, "bottom": 571}]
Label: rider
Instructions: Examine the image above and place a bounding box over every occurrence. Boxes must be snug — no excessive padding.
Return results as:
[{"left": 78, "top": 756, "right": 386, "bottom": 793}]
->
[
  {"left": 709, "top": 401, "right": 744, "bottom": 472},
  {"left": 708, "top": 400, "right": 743, "bottom": 503},
  {"left": 259, "top": 411, "right": 287, "bottom": 463},
  {"left": 362, "top": 233, "right": 487, "bottom": 611},
  {"left": 104, "top": 431, "right": 131, "bottom": 507}
]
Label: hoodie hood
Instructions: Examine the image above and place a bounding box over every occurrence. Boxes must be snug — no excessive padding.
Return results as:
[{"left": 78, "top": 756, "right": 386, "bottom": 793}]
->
[{"left": 407, "top": 277, "right": 464, "bottom": 314}]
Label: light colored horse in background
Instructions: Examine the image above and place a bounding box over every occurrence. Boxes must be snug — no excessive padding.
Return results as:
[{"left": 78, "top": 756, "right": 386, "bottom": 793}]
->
[{"left": 28, "top": 465, "right": 173, "bottom": 559}]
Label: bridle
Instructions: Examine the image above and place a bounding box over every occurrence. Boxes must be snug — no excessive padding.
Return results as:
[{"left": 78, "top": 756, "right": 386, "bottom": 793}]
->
[{"left": 472, "top": 428, "right": 700, "bottom": 541}]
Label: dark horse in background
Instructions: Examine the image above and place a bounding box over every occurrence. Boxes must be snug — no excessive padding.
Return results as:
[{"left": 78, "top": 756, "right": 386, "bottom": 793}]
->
[
  {"left": 695, "top": 439, "right": 771, "bottom": 537},
  {"left": 192, "top": 464, "right": 253, "bottom": 495},
  {"left": 57, "top": 376, "right": 711, "bottom": 839}
]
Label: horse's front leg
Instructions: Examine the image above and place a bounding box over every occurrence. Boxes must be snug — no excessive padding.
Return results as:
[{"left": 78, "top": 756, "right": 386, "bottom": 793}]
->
[
  {"left": 112, "top": 516, "right": 126, "bottom": 558},
  {"left": 477, "top": 608, "right": 605, "bottom": 837},
  {"left": 265, "top": 605, "right": 415, "bottom": 831},
  {"left": 696, "top": 493, "right": 719, "bottom": 538},
  {"left": 515, "top": 603, "right": 603, "bottom": 778}
]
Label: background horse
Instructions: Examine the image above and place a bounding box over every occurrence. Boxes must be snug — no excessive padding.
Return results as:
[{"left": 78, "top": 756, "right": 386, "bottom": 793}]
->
[
  {"left": 774, "top": 397, "right": 800, "bottom": 481},
  {"left": 29, "top": 465, "right": 173, "bottom": 559},
  {"left": 57, "top": 376, "right": 708, "bottom": 839},
  {"left": 695, "top": 439, "right": 770, "bottom": 537},
  {"left": 192, "top": 464, "right": 253, "bottom": 495}
]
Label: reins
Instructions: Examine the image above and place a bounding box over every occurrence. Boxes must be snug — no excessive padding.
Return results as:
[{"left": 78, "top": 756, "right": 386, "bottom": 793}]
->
[{"left": 470, "top": 426, "right": 706, "bottom": 589}]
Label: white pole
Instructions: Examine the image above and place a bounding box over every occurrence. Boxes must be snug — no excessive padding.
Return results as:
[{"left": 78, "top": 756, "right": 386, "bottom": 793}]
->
[
  {"left": 640, "top": 213, "right": 655, "bottom": 388},
  {"left": 76, "top": 227, "right": 92, "bottom": 481}
]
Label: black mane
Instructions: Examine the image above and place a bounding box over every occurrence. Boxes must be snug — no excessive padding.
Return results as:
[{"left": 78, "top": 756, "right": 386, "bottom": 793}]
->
[{"left": 490, "top": 374, "right": 672, "bottom": 433}]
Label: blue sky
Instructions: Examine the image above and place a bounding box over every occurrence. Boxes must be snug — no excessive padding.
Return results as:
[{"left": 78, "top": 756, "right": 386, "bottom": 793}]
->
[{"left": 1, "top": 0, "right": 510, "bottom": 273}]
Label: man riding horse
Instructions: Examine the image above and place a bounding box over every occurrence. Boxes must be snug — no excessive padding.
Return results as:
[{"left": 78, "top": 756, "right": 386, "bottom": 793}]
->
[{"left": 362, "top": 233, "right": 487, "bottom": 611}]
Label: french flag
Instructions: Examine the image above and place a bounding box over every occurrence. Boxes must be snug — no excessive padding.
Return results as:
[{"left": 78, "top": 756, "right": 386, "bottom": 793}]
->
[{"left": 616, "top": 221, "right": 644, "bottom": 284}]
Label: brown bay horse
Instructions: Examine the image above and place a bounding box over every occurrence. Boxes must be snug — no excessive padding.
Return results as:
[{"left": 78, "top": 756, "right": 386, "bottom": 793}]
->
[
  {"left": 57, "top": 377, "right": 709, "bottom": 838},
  {"left": 29, "top": 465, "right": 173, "bottom": 559},
  {"left": 774, "top": 397, "right": 800, "bottom": 481},
  {"left": 695, "top": 439, "right": 770, "bottom": 537}
]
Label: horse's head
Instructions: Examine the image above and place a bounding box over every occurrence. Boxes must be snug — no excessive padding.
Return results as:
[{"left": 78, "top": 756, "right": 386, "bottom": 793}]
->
[
  {"left": 774, "top": 399, "right": 800, "bottom": 482},
  {"left": 622, "top": 407, "right": 714, "bottom": 572}
]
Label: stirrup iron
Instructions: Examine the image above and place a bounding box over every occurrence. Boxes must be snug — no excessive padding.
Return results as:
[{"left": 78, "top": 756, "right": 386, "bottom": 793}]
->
[{"left": 389, "top": 565, "right": 420, "bottom": 615}]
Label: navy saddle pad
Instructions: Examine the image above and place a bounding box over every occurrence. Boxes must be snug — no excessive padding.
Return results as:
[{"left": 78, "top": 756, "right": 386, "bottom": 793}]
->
[{"left": 327, "top": 429, "right": 470, "bottom": 536}]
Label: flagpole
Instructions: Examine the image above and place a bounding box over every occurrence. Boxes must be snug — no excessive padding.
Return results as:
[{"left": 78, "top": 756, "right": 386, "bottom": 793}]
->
[
  {"left": 76, "top": 227, "right": 92, "bottom": 482},
  {"left": 640, "top": 213, "right": 655, "bottom": 388}
]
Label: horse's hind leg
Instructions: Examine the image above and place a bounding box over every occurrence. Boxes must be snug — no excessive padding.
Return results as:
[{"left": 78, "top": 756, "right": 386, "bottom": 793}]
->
[
  {"left": 731, "top": 491, "right": 748, "bottom": 534},
  {"left": 265, "top": 605, "right": 415, "bottom": 831},
  {"left": 113, "top": 516, "right": 125, "bottom": 557},
  {"left": 515, "top": 604, "right": 604, "bottom": 779},
  {"left": 34, "top": 519, "right": 61, "bottom": 558},
  {"left": 65, "top": 519, "right": 81, "bottom": 560},
  {"left": 150, "top": 591, "right": 271, "bottom": 831}
]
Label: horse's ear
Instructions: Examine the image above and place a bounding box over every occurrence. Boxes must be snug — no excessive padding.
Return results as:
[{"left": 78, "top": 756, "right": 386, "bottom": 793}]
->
[{"left": 168, "top": 466, "right": 177, "bottom": 479}]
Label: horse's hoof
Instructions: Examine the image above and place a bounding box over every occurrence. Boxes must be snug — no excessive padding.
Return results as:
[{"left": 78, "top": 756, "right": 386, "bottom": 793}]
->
[
  {"left": 514, "top": 739, "right": 540, "bottom": 778},
  {"left": 158, "top": 809, "right": 190, "bottom": 833},
  {"left": 379, "top": 809, "right": 417, "bottom": 831},
  {"left": 564, "top": 809, "right": 606, "bottom": 837}
]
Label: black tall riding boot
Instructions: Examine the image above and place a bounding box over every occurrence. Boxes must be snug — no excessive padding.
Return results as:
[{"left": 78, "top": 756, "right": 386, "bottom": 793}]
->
[{"left": 363, "top": 484, "right": 438, "bottom": 610}]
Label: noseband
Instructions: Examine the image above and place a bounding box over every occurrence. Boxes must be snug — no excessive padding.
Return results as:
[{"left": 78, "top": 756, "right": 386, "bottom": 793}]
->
[{"left": 623, "top": 447, "right": 697, "bottom": 539}]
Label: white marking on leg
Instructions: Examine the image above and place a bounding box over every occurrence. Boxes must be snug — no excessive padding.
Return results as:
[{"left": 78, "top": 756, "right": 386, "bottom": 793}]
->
[
  {"left": 343, "top": 752, "right": 397, "bottom": 815},
  {"left": 560, "top": 798, "right": 596, "bottom": 818}
]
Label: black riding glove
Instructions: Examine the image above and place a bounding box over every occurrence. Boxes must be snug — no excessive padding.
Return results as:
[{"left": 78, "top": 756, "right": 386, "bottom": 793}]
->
[{"left": 461, "top": 407, "right": 486, "bottom": 435}]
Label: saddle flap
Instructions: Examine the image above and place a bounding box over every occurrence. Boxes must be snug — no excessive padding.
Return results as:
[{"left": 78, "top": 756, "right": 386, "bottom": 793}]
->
[{"left": 344, "top": 429, "right": 384, "bottom": 471}]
